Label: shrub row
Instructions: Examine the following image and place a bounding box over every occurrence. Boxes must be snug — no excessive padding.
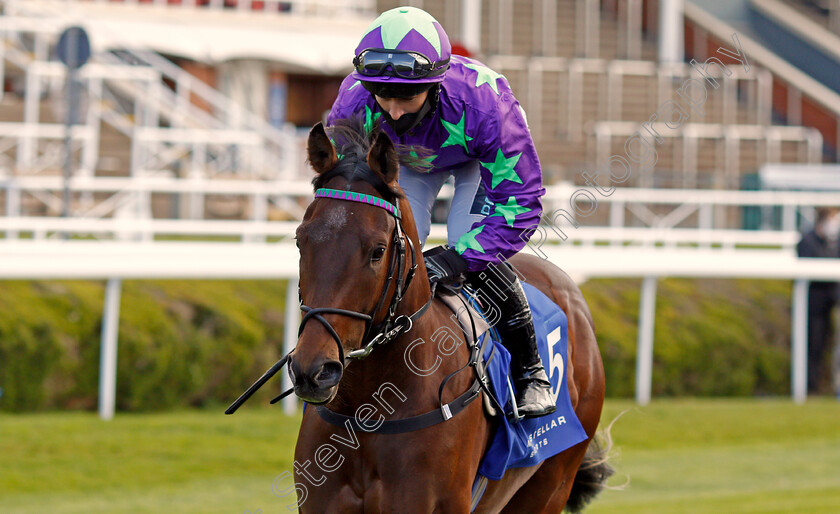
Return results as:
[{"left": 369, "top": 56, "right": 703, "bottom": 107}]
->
[
  {"left": 0, "top": 278, "right": 793, "bottom": 412},
  {"left": 580, "top": 278, "right": 792, "bottom": 397},
  {"left": 0, "top": 280, "right": 288, "bottom": 412}
]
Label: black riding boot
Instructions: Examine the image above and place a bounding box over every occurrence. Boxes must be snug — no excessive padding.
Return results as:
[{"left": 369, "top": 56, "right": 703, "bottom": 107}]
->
[{"left": 467, "top": 263, "right": 556, "bottom": 419}]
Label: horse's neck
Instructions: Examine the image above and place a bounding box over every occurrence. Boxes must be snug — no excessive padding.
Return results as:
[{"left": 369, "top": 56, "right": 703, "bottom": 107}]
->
[
  {"left": 394, "top": 198, "right": 433, "bottom": 315},
  {"left": 328, "top": 299, "right": 470, "bottom": 416}
]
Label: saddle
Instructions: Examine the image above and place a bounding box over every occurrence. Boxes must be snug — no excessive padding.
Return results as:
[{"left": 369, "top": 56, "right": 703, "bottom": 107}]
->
[
  {"left": 436, "top": 288, "right": 499, "bottom": 417},
  {"left": 436, "top": 283, "right": 589, "bottom": 510}
]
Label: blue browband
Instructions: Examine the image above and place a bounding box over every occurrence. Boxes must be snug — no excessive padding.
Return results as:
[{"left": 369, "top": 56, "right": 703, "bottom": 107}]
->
[{"left": 314, "top": 188, "right": 402, "bottom": 219}]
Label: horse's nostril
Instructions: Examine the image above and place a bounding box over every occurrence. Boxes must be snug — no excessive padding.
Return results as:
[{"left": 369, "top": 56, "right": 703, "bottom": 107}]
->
[
  {"left": 288, "top": 362, "right": 298, "bottom": 385},
  {"left": 315, "top": 361, "right": 343, "bottom": 388}
]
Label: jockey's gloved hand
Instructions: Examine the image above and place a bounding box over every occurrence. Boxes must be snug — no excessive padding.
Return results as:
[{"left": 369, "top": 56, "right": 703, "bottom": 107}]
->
[{"left": 423, "top": 245, "right": 468, "bottom": 285}]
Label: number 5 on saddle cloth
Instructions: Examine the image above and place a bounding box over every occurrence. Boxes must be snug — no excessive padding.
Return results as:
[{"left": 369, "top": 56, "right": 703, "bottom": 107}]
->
[{"left": 457, "top": 281, "right": 589, "bottom": 482}]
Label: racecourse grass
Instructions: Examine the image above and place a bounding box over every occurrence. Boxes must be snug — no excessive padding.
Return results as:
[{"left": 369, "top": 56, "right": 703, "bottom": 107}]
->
[
  {"left": 593, "top": 398, "right": 840, "bottom": 513},
  {"left": 2, "top": 398, "right": 840, "bottom": 513}
]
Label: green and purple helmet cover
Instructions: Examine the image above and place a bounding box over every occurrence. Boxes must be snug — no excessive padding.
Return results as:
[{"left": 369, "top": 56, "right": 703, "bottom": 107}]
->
[{"left": 351, "top": 6, "right": 452, "bottom": 84}]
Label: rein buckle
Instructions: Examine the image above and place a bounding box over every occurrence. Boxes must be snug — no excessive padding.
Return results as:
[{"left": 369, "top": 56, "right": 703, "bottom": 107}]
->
[
  {"left": 347, "top": 340, "right": 378, "bottom": 359},
  {"left": 346, "top": 315, "right": 413, "bottom": 360}
]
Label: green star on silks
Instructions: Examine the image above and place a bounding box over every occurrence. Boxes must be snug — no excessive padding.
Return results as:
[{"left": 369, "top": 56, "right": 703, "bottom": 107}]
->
[
  {"left": 464, "top": 63, "right": 506, "bottom": 95},
  {"left": 348, "top": 80, "right": 361, "bottom": 90},
  {"left": 366, "top": 8, "right": 442, "bottom": 54},
  {"left": 455, "top": 225, "right": 486, "bottom": 254},
  {"left": 490, "top": 196, "right": 530, "bottom": 227},
  {"left": 481, "top": 148, "right": 523, "bottom": 189},
  {"left": 441, "top": 111, "right": 473, "bottom": 152},
  {"left": 364, "top": 105, "right": 381, "bottom": 134}
]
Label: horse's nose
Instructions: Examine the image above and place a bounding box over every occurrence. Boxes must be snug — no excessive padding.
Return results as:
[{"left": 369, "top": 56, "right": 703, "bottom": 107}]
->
[
  {"left": 289, "top": 357, "right": 343, "bottom": 391},
  {"left": 312, "top": 360, "right": 343, "bottom": 389}
]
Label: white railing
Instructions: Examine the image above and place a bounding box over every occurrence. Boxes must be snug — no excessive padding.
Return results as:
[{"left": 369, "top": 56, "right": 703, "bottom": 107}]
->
[
  {"left": 4, "top": 180, "right": 840, "bottom": 416},
  {"left": 0, "top": 216, "right": 804, "bottom": 251},
  {"left": 0, "top": 238, "right": 834, "bottom": 418},
  {"left": 4, "top": 178, "right": 840, "bottom": 238},
  {"left": 0, "top": 175, "right": 314, "bottom": 228}
]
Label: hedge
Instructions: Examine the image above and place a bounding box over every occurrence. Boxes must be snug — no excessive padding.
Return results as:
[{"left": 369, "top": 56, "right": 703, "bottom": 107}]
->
[
  {"left": 0, "top": 278, "right": 793, "bottom": 412},
  {"left": 581, "top": 278, "right": 792, "bottom": 398},
  {"left": 0, "top": 280, "right": 288, "bottom": 412}
]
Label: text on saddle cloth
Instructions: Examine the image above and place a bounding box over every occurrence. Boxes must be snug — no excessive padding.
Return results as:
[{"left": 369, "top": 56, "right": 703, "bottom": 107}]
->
[{"left": 456, "top": 282, "right": 589, "bottom": 482}]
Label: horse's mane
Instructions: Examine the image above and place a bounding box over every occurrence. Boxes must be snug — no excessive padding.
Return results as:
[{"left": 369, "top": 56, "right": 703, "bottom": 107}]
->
[{"left": 313, "top": 113, "right": 435, "bottom": 201}]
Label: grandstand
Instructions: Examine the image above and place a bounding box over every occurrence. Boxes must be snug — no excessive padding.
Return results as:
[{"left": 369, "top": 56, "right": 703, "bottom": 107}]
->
[
  {"left": 1, "top": 0, "right": 837, "bottom": 220},
  {"left": 2, "top": 0, "right": 840, "bottom": 411}
]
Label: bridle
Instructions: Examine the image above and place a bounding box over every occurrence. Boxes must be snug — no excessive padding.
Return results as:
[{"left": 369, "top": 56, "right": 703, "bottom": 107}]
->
[
  {"left": 301, "top": 188, "right": 487, "bottom": 437},
  {"left": 298, "top": 187, "right": 434, "bottom": 363},
  {"left": 226, "top": 161, "right": 487, "bottom": 439},
  {"left": 224, "top": 175, "right": 435, "bottom": 414}
]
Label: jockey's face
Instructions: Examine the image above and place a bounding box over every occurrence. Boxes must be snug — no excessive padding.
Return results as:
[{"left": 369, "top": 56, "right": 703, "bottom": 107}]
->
[{"left": 374, "top": 91, "right": 429, "bottom": 121}]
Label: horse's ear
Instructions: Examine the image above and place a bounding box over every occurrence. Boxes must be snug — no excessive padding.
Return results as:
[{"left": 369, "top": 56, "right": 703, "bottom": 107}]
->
[
  {"left": 307, "top": 122, "right": 338, "bottom": 174},
  {"left": 367, "top": 131, "right": 399, "bottom": 185}
]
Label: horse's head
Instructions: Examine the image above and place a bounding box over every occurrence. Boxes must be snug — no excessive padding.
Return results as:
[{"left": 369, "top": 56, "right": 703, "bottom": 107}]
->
[{"left": 289, "top": 119, "right": 425, "bottom": 404}]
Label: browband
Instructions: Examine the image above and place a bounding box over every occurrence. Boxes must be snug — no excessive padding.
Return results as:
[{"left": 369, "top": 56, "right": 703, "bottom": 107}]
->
[{"left": 314, "top": 188, "right": 402, "bottom": 219}]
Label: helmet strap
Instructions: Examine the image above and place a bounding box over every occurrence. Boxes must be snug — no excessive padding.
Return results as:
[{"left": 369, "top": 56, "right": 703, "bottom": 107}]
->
[{"left": 378, "top": 84, "right": 439, "bottom": 137}]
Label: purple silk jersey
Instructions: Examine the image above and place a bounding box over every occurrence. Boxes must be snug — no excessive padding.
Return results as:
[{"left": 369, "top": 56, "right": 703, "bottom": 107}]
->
[{"left": 327, "top": 55, "right": 545, "bottom": 272}]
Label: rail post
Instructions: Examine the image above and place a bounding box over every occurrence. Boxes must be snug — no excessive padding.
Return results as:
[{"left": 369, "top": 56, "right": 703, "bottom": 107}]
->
[
  {"left": 791, "top": 278, "right": 809, "bottom": 404},
  {"left": 636, "top": 275, "right": 658, "bottom": 405},
  {"left": 98, "top": 277, "right": 123, "bottom": 420},
  {"left": 282, "top": 277, "right": 300, "bottom": 415}
]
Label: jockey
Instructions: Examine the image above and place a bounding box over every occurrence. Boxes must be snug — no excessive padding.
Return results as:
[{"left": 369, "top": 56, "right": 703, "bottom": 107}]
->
[{"left": 327, "top": 7, "right": 554, "bottom": 418}]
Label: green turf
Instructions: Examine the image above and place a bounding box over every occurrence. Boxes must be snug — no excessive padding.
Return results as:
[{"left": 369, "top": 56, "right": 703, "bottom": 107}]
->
[
  {"left": 591, "top": 399, "right": 840, "bottom": 513},
  {"left": 2, "top": 399, "right": 839, "bottom": 513}
]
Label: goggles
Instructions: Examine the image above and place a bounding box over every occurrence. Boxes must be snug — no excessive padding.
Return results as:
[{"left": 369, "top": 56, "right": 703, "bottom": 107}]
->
[{"left": 353, "top": 49, "right": 449, "bottom": 80}]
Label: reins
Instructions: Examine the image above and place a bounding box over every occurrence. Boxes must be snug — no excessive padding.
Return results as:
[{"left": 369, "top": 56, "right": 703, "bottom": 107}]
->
[
  {"left": 226, "top": 157, "right": 488, "bottom": 433},
  {"left": 226, "top": 173, "right": 430, "bottom": 414},
  {"left": 303, "top": 187, "right": 425, "bottom": 361}
]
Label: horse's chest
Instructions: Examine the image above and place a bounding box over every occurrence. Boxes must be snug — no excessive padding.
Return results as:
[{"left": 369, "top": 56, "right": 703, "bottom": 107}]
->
[{"left": 296, "top": 433, "right": 455, "bottom": 512}]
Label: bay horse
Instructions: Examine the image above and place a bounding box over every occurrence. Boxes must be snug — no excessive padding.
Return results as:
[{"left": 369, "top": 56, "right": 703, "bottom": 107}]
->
[{"left": 288, "top": 118, "right": 610, "bottom": 513}]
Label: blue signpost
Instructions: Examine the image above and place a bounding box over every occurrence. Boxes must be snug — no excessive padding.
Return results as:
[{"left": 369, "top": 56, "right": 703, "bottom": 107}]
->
[{"left": 56, "top": 26, "right": 91, "bottom": 219}]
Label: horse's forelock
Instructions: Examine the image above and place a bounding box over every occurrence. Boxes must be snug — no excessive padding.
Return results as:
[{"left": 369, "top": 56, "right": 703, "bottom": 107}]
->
[
  {"left": 313, "top": 114, "right": 434, "bottom": 199},
  {"left": 329, "top": 115, "right": 373, "bottom": 160},
  {"left": 313, "top": 115, "right": 403, "bottom": 201}
]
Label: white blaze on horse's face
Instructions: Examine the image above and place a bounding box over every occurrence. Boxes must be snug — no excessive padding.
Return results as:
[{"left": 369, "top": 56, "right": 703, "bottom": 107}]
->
[
  {"left": 308, "top": 205, "right": 348, "bottom": 243},
  {"left": 292, "top": 122, "right": 404, "bottom": 404},
  {"left": 292, "top": 194, "right": 397, "bottom": 404}
]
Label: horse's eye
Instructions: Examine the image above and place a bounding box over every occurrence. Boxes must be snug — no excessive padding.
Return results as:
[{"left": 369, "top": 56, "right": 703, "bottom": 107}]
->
[{"left": 371, "top": 246, "right": 386, "bottom": 262}]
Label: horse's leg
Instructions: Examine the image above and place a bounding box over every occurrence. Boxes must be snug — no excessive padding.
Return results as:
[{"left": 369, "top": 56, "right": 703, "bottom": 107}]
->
[
  {"left": 473, "top": 465, "right": 540, "bottom": 513},
  {"left": 376, "top": 483, "right": 472, "bottom": 514},
  {"left": 499, "top": 255, "right": 607, "bottom": 513},
  {"left": 499, "top": 440, "right": 590, "bottom": 513},
  {"left": 366, "top": 398, "right": 489, "bottom": 513}
]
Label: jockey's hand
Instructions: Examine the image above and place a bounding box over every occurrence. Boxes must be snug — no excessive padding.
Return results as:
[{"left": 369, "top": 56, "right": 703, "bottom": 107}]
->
[{"left": 423, "top": 245, "right": 468, "bottom": 285}]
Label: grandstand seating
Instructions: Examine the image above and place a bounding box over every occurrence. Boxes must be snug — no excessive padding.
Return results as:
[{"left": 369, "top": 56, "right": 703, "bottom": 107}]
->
[
  {"left": 779, "top": 0, "right": 840, "bottom": 34},
  {"left": 0, "top": 0, "right": 835, "bottom": 226},
  {"left": 404, "top": 0, "right": 827, "bottom": 185},
  {"left": 684, "top": 1, "right": 840, "bottom": 162}
]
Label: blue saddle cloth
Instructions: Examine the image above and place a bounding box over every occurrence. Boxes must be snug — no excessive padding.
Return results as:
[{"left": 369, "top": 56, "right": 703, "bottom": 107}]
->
[{"left": 474, "top": 282, "right": 589, "bottom": 481}]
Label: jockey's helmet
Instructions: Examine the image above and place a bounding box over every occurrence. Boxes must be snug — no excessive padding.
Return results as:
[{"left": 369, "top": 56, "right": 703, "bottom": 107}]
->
[{"left": 351, "top": 6, "right": 451, "bottom": 87}]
